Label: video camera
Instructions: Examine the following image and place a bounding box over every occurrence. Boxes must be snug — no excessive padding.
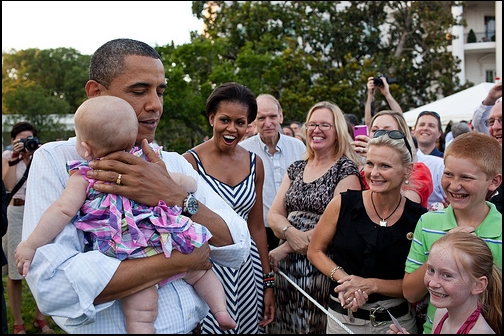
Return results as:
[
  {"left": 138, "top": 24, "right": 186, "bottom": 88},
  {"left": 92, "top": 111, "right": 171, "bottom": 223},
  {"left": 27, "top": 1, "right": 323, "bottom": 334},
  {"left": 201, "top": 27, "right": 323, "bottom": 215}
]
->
[
  {"left": 373, "top": 74, "right": 397, "bottom": 87},
  {"left": 20, "top": 136, "right": 40, "bottom": 152}
]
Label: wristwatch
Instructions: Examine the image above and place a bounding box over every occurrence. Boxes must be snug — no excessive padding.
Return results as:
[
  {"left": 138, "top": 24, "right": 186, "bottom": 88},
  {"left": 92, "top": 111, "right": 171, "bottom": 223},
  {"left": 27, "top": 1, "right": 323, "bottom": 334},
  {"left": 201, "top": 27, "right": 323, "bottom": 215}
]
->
[
  {"left": 182, "top": 193, "right": 198, "bottom": 218},
  {"left": 282, "top": 225, "right": 293, "bottom": 240}
]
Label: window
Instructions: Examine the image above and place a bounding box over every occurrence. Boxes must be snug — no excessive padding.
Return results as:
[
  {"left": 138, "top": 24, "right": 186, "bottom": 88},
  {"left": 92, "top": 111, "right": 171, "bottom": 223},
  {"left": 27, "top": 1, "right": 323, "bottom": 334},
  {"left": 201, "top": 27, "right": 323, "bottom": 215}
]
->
[
  {"left": 485, "top": 70, "right": 496, "bottom": 83},
  {"left": 484, "top": 16, "right": 495, "bottom": 41}
]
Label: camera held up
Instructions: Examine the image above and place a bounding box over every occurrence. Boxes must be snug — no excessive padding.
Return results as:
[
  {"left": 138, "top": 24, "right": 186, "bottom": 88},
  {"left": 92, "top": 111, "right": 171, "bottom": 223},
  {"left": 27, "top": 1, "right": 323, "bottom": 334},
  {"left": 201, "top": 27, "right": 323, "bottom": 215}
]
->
[
  {"left": 373, "top": 74, "right": 397, "bottom": 87},
  {"left": 20, "top": 136, "right": 40, "bottom": 152}
]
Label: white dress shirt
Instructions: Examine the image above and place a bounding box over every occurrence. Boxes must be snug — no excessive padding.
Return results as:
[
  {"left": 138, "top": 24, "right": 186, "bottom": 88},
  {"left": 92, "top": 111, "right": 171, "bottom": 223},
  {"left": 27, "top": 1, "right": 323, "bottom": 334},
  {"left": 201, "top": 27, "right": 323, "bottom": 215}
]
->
[
  {"left": 472, "top": 103, "right": 491, "bottom": 134},
  {"left": 239, "top": 133, "right": 305, "bottom": 228},
  {"left": 22, "top": 137, "right": 250, "bottom": 334}
]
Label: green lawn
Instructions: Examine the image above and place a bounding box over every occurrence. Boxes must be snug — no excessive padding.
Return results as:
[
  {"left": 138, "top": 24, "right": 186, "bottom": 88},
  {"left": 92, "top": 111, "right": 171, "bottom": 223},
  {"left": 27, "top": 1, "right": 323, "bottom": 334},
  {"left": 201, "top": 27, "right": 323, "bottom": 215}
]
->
[{"left": 2, "top": 274, "right": 65, "bottom": 334}]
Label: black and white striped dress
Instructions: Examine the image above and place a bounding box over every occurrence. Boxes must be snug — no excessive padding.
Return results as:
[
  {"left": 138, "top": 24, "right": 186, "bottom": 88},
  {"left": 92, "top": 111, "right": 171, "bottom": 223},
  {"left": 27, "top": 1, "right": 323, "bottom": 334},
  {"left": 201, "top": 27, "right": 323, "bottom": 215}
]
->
[{"left": 187, "top": 150, "right": 264, "bottom": 334}]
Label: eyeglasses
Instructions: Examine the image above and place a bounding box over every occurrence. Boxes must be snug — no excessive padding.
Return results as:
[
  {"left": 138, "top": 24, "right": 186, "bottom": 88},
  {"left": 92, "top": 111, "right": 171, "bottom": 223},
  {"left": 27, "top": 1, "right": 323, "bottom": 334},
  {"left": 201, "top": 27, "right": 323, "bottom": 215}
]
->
[
  {"left": 372, "top": 129, "right": 413, "bottom": 160},
  {"left": 305, "top": 123, "right": 334, "bottom": 131},
  {"left": 484, "top": 117, "right": 502, "bottom": 127}
]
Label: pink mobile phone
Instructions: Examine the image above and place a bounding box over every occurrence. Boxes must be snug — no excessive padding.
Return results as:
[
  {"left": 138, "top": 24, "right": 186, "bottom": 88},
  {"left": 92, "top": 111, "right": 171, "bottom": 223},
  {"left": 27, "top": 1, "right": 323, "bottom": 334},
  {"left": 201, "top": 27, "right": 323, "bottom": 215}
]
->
[{"left": 353, "top": 125, "right": 368, "bottom": 139}]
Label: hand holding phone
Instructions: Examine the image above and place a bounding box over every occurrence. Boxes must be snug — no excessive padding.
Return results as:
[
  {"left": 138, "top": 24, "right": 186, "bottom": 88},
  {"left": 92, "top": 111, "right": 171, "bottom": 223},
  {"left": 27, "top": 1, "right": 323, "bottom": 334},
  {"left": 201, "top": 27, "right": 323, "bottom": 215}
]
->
[
  {"left": 353, "top": 125, "right": 368, "bottom": 140},
  {"left": 387, "top": 310, "right": 404, "bottom": 332}
]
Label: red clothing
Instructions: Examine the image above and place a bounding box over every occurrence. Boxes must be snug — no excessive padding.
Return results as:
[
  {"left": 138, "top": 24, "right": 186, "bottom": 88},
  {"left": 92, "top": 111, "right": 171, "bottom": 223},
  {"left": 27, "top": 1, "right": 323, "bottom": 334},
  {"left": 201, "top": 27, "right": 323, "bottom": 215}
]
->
[
  {"left": 433, "top": 303, "right": 482, "bottom": 334},
  {"left": 361, "top": 162, "right": 433, "bottom": 208}
]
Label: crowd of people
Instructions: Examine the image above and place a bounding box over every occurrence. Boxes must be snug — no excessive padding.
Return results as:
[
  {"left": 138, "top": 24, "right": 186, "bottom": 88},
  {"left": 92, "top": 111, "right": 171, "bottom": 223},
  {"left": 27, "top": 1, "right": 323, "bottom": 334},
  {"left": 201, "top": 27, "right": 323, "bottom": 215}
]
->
[{"left": 2, "top": 38, "right": 502, "bottom": 335}]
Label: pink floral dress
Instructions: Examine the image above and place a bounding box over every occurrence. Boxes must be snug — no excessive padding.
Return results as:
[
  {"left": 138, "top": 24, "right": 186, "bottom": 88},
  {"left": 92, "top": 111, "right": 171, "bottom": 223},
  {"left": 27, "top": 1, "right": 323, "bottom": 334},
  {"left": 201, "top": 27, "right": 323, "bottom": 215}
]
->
[{"left": 67, "top": 146, "right": 211, "bottom": 285}]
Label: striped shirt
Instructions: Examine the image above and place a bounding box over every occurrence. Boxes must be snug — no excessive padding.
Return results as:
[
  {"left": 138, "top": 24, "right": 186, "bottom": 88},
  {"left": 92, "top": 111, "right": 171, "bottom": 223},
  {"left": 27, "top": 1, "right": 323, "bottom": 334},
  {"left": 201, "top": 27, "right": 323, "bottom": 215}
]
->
[{"left": 405, "top": 203, "right": 502, "bottom": 334}]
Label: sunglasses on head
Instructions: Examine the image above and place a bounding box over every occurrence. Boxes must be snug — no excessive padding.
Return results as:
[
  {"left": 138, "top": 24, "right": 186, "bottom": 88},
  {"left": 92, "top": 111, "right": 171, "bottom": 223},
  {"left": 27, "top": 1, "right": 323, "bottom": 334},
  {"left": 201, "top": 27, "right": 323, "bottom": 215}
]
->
[
  {"left": 418, "top": 110, "right": 441, "bottom": 122},
  {"left": 372, "top": 129, "right": 413, "bottom": 160}
]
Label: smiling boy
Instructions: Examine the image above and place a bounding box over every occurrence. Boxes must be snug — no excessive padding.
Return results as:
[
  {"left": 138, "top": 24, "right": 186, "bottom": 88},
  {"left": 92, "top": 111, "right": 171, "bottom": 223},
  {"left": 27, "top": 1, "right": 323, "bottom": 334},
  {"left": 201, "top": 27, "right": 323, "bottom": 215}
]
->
[{"left": 402, "top": 132, "right": 502, "bottom": 334}]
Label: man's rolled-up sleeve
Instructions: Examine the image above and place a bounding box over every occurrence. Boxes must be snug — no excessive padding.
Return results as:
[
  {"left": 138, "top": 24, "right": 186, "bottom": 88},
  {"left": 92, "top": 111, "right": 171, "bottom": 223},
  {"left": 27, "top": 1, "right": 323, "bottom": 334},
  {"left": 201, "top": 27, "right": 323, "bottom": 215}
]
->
[
  {"left": 25, "top": 241, "right": 120, "bottom": 326},
  {"left": 165, "top": 153, "right": 251, "bottom": 269}
]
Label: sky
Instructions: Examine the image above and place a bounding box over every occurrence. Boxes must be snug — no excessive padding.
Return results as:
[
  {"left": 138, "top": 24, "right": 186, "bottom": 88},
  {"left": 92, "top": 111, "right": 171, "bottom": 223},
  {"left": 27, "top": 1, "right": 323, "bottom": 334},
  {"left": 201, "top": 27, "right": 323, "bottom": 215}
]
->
[{"left": 2, "top": 1, "right": 204, "bottom": 55}]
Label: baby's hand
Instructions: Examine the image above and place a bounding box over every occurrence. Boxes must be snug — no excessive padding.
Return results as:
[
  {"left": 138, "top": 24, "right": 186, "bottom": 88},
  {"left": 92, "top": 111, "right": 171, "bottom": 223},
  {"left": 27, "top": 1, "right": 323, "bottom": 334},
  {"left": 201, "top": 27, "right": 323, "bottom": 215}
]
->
[{"left": 14, "top": 241, "right": 36, "bottom": 277}]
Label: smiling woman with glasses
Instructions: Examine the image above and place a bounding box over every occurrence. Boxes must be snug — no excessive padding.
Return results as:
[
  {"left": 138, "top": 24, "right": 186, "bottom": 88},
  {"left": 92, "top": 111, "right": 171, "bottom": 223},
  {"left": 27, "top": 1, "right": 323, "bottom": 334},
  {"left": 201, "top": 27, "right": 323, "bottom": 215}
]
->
[{"left": 267, "top": 100, "right": 364, "bottom": 334}]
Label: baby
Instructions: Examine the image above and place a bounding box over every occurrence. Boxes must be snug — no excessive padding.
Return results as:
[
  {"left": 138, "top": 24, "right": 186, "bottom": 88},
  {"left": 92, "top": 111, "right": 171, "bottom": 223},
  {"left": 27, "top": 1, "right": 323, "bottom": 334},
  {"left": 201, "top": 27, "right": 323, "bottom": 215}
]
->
[{"left": 15, "top": 96, "right": 235, "bottom": 333}]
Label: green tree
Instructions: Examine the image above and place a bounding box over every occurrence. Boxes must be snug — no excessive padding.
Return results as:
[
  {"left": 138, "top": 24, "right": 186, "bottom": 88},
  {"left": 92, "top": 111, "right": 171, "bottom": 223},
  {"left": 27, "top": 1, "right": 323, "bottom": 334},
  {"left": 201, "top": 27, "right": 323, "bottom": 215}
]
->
[
  {"left": 2, "top": 48, "right": 89, "bottom": 143},
  {"left": 191, "top": 1, "right": 468, "bottom": 125}
]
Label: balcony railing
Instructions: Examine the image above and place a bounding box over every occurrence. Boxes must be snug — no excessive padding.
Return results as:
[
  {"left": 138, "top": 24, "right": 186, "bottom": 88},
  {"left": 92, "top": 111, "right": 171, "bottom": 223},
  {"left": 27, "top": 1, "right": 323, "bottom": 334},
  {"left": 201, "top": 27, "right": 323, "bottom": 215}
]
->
[{"left": 464, "top": 31, "right": 496, "bottom": 43}]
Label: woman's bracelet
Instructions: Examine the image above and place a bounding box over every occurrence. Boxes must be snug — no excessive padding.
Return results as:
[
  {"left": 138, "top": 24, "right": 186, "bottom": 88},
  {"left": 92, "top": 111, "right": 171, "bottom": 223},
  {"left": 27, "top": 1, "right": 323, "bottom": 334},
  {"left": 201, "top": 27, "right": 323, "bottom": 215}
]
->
[
  {"left": 281, "top": 225, "right": 293, "bottom": 240},
  {"left": 329, "top": 266, "right": 343, "bottom": 282},
  {"left": 263, "top": 271, "right": 275, "bottom": 289}
]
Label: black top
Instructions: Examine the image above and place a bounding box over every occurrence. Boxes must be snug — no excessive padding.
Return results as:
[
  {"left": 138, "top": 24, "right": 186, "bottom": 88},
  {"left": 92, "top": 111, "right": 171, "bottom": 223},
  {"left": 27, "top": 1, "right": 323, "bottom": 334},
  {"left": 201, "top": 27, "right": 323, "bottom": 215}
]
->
[{"left": 329, "top": 189, "right": 427, "bottom": 303}]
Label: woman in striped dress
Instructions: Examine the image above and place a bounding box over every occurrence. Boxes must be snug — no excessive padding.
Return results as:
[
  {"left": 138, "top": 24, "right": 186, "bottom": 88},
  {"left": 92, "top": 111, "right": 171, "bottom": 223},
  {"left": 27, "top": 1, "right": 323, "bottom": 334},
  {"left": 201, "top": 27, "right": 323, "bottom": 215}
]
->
[{"left": 184, "top": 82, "right": 274, "bottom": 334}]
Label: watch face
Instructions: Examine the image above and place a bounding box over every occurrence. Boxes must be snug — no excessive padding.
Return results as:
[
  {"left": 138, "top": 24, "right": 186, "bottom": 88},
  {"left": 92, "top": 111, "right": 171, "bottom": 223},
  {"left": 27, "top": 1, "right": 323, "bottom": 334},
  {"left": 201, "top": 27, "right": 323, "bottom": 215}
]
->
[{"left": 186, "top": 194, "right": 198, "bottom": 215}]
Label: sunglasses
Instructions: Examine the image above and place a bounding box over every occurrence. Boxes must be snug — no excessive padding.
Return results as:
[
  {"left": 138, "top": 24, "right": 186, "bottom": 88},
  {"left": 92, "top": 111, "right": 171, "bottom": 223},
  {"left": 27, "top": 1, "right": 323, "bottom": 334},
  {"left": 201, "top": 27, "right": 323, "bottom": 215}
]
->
[
  {"left": 372, "top": 129, "right": 413, "bottom": 160},
  {"left": 418, "top": 111, "right": 440, "bottom": 120}
]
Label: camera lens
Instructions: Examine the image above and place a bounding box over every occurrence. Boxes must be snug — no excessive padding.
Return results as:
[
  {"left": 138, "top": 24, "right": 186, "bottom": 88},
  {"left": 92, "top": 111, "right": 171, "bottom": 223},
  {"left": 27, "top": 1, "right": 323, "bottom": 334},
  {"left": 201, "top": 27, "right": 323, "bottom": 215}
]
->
[
  {"left": 373, "top": 76, "right": 384, "bottom": 86},
  {"left": 22, "top": 136, "right": 40, "bottom": 152}
]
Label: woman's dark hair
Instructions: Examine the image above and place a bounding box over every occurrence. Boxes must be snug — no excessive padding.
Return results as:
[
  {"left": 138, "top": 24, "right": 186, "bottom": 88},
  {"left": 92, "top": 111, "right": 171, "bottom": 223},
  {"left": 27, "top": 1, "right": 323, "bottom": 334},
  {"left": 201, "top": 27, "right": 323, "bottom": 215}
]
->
[
  {"left": 11, "top": 121, "right": 37, "bottom": 139},
  {"left": 206, "top": 82, "right": 257, "bottom": 123}
]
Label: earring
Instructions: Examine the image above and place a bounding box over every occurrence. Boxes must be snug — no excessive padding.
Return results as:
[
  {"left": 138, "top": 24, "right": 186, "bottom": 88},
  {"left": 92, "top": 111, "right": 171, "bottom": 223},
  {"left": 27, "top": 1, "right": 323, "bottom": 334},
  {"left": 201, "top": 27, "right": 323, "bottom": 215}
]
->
[
  {"left": 404, "top": 179, "right": 409, "bottom": 185},
  {"left": 210, "top": 124, "right": 214, "bottom": 127}
]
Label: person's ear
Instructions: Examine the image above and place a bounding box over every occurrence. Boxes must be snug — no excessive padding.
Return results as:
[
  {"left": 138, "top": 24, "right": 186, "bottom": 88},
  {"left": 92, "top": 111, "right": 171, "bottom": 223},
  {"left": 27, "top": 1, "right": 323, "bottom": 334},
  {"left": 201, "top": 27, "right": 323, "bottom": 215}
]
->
[
  {"left": 488, "top": 174, "right": 502, "bottom": 193},
  {"left": 81, "top": 141, "right": 93, "bottom": 160},
  {"left": 85, "top": 80, "right": 103, "bottom": 98},
  {"left": 471, "top": 275, "right": 488, "bottom": 296},
  {"left": 209, "top": 115, "right": 215, "bottom": 128}
]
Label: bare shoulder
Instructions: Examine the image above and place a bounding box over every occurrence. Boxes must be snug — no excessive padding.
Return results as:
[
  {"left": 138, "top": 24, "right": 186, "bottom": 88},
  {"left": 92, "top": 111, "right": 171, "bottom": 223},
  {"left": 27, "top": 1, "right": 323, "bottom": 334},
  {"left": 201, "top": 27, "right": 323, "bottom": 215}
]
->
[{"left": 468, "top": 316, "right": 496, "bottom": 334}]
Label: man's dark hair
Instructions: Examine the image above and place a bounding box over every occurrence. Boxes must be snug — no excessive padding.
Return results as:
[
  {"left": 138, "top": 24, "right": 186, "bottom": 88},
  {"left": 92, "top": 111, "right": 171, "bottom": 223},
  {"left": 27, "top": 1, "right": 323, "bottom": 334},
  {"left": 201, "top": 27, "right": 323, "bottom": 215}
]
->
[
  {"left": 89, "top": 38, "right": 161, "bottom": 89},
  {"left": 344, "top": 113, "right": 359, "bottom": 127}
]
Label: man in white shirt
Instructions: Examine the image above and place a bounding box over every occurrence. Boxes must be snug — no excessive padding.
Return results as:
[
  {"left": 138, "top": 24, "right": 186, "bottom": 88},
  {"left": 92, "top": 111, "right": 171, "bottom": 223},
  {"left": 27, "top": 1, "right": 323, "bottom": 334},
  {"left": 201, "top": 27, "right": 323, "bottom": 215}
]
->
[
  {"left": 240, "top": 94, "right": 305, "bottom": 251},
  {"left": 21, "top": 38, "right": 250, "bottom": 334},
  {"left": 472, "top": 82, "right": 502, "bottom": 134}
]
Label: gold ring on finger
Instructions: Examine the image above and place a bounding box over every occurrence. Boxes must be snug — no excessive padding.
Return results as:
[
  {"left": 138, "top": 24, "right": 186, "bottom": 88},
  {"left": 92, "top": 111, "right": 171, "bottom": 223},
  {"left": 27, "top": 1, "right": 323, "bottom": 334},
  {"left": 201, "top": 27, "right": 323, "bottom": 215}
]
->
[{"left": 116, "top": 173, "right": 122, "bottom": 185}]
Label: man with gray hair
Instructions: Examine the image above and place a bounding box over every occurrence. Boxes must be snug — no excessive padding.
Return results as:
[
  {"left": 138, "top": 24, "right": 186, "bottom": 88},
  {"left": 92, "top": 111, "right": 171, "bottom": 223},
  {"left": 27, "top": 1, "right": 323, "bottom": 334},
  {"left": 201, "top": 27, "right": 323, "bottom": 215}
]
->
[
  {"left": 240, "top": 94, "right": 305, "bottom": 251},
  {"left": 445, "top": 121, "right": 472, "bottom": 147}
]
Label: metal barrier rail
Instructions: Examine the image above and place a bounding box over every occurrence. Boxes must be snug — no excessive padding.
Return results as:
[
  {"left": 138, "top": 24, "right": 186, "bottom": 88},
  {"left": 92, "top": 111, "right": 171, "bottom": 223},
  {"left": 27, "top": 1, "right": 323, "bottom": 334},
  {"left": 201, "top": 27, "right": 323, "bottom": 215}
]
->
[{"left": 277, "top": 269, "right": 354, "bottom": 334}]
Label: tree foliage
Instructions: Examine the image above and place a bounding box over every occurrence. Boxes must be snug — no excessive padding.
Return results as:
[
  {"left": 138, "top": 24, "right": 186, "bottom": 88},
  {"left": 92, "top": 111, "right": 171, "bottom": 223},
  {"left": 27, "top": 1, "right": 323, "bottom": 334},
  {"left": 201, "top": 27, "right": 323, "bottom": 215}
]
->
[{"left": 3, "top": 1, "right": 470, "bottom": 153}]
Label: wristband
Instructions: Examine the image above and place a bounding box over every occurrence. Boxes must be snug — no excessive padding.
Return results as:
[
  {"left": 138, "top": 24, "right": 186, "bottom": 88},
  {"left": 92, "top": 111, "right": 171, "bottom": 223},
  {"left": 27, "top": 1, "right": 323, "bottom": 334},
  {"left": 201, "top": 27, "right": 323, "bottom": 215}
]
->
[
  {"left": 8, "top": 158, "right": 21, "bottom": 166},
  {"left": 263, "top": 271, "right": 275, "bottom": 289}
]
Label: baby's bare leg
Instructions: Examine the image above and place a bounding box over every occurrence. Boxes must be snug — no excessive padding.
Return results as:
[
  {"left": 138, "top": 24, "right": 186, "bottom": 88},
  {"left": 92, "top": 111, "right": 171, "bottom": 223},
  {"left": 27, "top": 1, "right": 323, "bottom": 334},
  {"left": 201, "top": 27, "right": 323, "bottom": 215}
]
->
[
  {"left": 121, "top": 286, "right": 158, "bottom": 334},
  {"left": 184, "top": 270, "right": 236, "bottom": 331}
]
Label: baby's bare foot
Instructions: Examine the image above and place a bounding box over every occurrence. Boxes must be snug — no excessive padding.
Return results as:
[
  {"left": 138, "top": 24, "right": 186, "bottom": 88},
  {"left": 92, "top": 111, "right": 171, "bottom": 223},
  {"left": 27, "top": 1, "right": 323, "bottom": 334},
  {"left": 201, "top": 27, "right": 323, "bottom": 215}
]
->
[{"left": 214, "top": 311, "right": 236, "bottom": 331}]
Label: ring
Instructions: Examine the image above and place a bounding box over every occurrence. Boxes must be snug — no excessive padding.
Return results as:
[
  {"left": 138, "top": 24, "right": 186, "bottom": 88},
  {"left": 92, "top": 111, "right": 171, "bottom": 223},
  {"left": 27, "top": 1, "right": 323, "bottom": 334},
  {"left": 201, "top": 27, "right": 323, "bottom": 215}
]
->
[
  {"left": 346, "top": 297, "right": 352, "bottom": 302},
  {"left": 359, "top": 147, "right": 364, "bottom": 153},
  {"left": 116, "top": 173, "right": 122, "bottom": 185}
]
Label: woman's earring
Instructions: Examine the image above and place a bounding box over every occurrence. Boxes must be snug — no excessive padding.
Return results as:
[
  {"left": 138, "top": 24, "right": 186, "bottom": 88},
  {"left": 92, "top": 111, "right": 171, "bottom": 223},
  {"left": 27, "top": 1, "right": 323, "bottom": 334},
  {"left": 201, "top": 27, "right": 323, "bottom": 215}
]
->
[
  {"left": 404, "top": 179, "right": 409, "bottom": 185},
  {"left": 210, "top": 124, "right": 213, "bottom": 127}
]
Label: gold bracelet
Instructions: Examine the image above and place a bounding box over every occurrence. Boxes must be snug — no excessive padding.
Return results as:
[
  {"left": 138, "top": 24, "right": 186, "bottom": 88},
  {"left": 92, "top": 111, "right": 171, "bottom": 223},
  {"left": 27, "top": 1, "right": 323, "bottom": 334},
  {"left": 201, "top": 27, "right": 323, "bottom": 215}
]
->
[{"left": 329, "top": 266, "right": 343, "bottom": 282}]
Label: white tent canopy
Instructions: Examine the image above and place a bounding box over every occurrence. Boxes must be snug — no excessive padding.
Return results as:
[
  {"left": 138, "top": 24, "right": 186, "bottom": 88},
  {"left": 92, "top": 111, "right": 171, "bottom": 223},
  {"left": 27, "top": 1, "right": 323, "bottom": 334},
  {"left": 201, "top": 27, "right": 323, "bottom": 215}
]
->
[{"left": 403, "top": 82, "right": 494, "bottom": 129}]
